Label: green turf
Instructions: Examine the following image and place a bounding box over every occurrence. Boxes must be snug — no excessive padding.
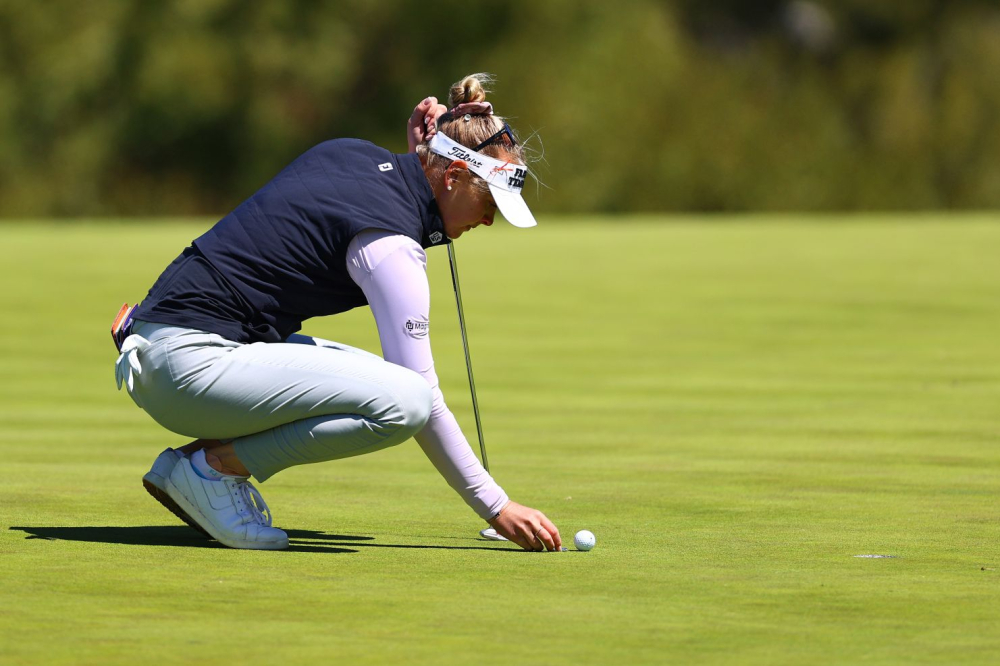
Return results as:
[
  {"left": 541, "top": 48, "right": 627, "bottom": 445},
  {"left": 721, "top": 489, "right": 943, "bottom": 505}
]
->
[{"left": 2, "top": 215, "right": 1000, "bottom": 664}]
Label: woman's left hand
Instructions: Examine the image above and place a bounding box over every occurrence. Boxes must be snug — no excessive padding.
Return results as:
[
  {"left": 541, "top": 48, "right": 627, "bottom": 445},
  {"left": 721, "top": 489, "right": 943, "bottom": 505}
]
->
[
  {"left": 407, "top": 96, "right": 448, "bottom": 153},
  {"left": 488, "top": 500, "right": 563, "bottom": 552}
]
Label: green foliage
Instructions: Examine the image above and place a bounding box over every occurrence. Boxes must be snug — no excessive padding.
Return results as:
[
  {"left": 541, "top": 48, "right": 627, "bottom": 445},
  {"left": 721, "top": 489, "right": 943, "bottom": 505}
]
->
[{"left": 0, "top": 0, "right": 999, "bottom": 215}]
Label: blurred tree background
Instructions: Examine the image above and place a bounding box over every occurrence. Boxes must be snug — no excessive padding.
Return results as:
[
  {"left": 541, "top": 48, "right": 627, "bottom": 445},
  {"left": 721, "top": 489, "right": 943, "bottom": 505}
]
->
[{"left": 1, "top": 0, "right": 998, "bottom": 217}]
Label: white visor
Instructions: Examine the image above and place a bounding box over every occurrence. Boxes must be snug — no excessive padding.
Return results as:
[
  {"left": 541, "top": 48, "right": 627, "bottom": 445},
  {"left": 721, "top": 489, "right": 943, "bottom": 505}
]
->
[{"left": 428, "top": 132, "right": 537, "bottom": 228}]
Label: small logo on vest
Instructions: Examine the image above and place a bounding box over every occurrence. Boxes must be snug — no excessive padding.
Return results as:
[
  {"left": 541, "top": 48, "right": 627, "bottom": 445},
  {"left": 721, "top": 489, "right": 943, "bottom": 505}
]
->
[
  {"left": 378, "top": 162, "right": 393, "bottom": 172},
  {"left": 429, "top": 231, "right": 443, "bottom": 244},
  {"left": 405, "top": 318, "right": 429, "bottom": 339}
]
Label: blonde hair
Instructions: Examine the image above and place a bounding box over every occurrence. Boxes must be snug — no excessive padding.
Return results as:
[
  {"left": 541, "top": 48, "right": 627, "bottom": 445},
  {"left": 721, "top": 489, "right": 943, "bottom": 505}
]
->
[{"left": 419, "top": 73, "right": 530, "bottom": 195}]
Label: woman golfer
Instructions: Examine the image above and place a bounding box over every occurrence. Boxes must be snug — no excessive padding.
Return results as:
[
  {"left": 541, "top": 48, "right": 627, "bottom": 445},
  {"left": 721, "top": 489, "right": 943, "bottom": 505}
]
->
[{"left": 113, "top": 74, "right": 561, "bottom": 552}]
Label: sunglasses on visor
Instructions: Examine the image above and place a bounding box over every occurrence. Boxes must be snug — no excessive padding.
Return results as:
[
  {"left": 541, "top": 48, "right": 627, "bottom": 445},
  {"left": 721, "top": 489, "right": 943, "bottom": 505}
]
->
[{"left": 473, "top": 123, "right": 518, "bottom": 151}]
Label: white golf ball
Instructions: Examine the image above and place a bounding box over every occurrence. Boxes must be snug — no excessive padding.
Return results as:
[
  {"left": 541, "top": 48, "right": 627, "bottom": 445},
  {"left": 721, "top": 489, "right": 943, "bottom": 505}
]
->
[{"left": 574, "top": 530, "right": 596, "bottom": 551}]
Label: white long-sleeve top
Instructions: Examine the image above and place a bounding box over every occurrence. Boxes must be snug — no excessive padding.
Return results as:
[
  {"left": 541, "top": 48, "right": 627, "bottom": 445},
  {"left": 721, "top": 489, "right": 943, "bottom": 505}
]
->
[{"left": 346, "top": 229, "right": 509, "bottom": 521}]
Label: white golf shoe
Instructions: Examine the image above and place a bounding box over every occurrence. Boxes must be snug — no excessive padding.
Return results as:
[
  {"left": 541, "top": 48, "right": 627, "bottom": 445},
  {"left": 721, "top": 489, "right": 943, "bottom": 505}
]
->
[
  {"left": 143, "top": 448, "right": 183, "bottom": 492},
  {"left": 143, "top": 448, "right": 211, "bottom": 537},
  {"left": 164, "top": 449, "right": 288, "bottom": 550}
]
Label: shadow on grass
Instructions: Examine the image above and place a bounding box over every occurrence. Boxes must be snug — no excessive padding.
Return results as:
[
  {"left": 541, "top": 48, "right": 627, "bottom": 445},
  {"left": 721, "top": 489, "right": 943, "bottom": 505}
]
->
[
  {"left": 8, "top": 526, "right": 519, "bottom": 554},
  {"left": 8, "top": 525, "right": 357, "bottom": 553}
]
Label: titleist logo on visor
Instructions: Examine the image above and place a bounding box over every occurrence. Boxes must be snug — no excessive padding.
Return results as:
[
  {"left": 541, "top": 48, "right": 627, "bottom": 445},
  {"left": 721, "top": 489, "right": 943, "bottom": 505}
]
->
[{"left": 444, "top": 146, "right": 484, "bottom": 169}]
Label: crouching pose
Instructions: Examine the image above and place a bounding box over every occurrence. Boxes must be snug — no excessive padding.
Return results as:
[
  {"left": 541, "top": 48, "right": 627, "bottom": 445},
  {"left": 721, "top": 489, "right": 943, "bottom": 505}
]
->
[{"left": 113, "top": 73, "right": 561, "bottom": 551}]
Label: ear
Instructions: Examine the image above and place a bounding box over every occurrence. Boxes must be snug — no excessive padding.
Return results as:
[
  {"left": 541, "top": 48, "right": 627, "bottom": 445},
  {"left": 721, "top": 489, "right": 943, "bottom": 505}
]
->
[{"left": 444, "top": 161, "right": 469, "bottom": 189}]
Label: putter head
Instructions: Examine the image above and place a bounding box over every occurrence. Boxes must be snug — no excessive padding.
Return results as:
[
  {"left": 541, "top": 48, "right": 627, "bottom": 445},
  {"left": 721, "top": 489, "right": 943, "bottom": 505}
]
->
[{"left": 479, "top": 527, "right": 508, "bottom": 541}]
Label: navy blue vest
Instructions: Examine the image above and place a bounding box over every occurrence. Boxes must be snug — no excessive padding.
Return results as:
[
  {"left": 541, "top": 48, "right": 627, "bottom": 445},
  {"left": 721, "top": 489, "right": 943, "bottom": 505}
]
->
[{"left": 133, "top": 139, "right": 449, "bottom": 343}]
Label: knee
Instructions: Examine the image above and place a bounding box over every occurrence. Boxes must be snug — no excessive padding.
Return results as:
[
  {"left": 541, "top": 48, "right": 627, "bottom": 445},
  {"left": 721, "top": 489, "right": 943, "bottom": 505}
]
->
[{"left": 393, "top": 369, "right": 432, "bottom": 436}]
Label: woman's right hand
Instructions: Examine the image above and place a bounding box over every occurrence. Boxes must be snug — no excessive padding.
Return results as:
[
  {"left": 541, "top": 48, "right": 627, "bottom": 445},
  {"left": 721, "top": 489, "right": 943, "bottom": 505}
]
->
[
  {"left": 488, "top": 501, "right": 563, "bottom": 552},
  {"left": 406, "top": 96, "right": 448, "bottom": 153}
]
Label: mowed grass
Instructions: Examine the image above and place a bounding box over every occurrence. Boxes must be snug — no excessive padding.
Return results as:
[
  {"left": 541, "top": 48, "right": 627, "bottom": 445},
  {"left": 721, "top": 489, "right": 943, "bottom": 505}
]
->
[{"left": 2, "top": 215, "right": 1000, "bottom": 665}]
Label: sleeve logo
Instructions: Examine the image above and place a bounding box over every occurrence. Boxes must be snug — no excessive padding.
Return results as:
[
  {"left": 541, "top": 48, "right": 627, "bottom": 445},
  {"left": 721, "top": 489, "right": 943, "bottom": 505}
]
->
[
  {"left": 378, "top": 162, "right": 393, "bottom": 172},
  {"left": 404, "top": 318, "right": 430, "bottom": 339}
]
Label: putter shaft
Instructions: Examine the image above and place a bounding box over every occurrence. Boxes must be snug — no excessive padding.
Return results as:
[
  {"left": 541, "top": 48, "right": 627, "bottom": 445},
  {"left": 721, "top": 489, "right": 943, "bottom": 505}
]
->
[{"left": 447, "top": 243, "right": 489, "bottom": 472}]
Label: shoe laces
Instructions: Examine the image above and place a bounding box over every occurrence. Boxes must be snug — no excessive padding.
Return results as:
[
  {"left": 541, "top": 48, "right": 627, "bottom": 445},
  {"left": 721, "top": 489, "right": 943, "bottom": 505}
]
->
[{"left": 237, "top": 481, "right": 273, "bottom": 527}]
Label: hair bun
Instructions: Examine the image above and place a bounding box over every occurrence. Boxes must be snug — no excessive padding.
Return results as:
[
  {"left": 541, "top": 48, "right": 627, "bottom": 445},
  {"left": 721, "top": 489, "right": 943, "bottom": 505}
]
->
[{"left": 449, "top": 73, "right": 495, "bottom": 108}]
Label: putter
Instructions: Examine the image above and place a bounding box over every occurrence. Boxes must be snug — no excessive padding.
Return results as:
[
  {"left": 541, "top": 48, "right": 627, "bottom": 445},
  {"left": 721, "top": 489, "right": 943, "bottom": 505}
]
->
[{"left": 447, "top": 242, "right": 507, "bottom": 542}]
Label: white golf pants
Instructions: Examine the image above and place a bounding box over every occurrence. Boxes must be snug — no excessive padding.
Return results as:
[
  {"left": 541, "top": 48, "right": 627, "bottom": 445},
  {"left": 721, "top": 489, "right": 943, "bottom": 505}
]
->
[{"left": 121, "top": 320, "right": 432, "bottom": 481}]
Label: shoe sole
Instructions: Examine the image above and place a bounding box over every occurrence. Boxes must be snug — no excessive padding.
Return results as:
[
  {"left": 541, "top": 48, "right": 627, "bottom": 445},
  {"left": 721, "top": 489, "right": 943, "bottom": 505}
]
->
[
  {"left": 162, "top": 475, "right": 288, "bottom": 551},
  {"left": 143, "top": 476, "right": 212, "bottom": 538}
]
